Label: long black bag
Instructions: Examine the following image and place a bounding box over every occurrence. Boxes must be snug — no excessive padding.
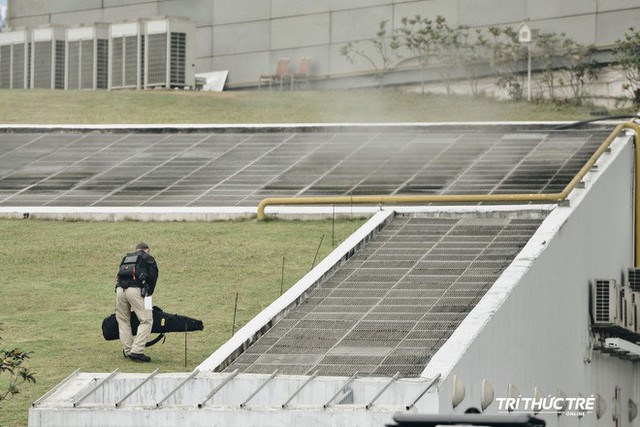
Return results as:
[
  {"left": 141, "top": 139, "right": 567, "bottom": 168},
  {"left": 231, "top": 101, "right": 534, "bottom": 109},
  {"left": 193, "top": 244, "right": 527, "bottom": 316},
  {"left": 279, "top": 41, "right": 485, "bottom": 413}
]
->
[{"left": 102, "top": 306, "right": 204, "bottom": 347}]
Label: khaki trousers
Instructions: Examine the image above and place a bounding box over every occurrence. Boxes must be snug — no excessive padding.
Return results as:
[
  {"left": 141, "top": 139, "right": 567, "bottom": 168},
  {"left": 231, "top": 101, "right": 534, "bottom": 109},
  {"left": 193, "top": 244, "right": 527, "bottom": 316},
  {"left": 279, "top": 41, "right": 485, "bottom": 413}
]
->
[{"left": 115, "top": 287, "right": 153, "bottom": 355}]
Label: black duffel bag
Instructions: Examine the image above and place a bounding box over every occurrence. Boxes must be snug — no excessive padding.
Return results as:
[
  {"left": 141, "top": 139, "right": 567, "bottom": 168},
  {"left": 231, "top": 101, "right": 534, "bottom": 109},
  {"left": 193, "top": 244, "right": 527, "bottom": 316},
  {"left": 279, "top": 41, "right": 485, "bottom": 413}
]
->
[{"left": 102, "top": 306, "right": 204, "bottom": 347}]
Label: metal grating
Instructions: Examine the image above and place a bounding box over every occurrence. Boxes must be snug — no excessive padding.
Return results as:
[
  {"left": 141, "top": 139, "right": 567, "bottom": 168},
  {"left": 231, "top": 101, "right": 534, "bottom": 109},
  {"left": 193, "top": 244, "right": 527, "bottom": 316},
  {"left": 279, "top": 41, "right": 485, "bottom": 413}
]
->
[
  {"left": 223, "top": 213, "right": 546, "bottom": 377},
  {"left": 147, "top": 33, "right": 167, "bottom": 86},
  {"left": 111, "top": 38, "right": 124, "bottom": 88},
  {"left": 32, "top": 41, "right": 52, "bottom": 89},
  {"left": 67, "top": 41, "right": 80, "bottom": 89},
  {"left": 80, "top": 40, "right": 94, "bottom": 90},
  {"left": 111, "top": 36, "right": 139, "bottom": 89},
  {"left": 595, "top": 280, "right": 613, "bottom": 323},
  {"left": 0, "top": 45, "right": 10, "bottom": 88},
  {"left": 0, "top": 129, "right": 612, "bottom": 207},
  {"left": 13, "top": 44, "right": 26, "bottom": 89},
  {"left": 629, "top": 269, "right": 640, "bottom": 292},
  {"left": 170, "top": 32, "right": 186, "bottom": 85},
  {"left": 55, "top": 40, "right": 65, "bottom": 90},
  {"left": 125, "top": 36, "right": 139, "bottom": 87},
  {"left": 96, "top": 39, "right": 109, "bottom": 89}
]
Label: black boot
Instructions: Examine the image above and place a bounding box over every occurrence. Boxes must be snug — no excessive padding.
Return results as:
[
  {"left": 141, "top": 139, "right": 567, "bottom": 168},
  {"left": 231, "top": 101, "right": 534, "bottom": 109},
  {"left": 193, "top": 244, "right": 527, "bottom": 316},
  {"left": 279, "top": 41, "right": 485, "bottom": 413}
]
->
[{"left": 128, "top": 352, "right": 151, "bottom": 362}]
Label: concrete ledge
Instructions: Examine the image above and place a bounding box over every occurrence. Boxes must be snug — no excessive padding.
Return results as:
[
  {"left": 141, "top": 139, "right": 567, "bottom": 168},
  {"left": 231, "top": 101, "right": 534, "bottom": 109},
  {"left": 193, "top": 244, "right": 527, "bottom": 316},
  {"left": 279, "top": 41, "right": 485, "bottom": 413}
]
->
[
  {"left": 0, "top": 205, "right": 556, "bottom": 222},
  {"left": 0, "top": 206, "right": 379, "bottom": 221},
  {"left": 0, "top": 121, "right": 623, "bottom": 134}
]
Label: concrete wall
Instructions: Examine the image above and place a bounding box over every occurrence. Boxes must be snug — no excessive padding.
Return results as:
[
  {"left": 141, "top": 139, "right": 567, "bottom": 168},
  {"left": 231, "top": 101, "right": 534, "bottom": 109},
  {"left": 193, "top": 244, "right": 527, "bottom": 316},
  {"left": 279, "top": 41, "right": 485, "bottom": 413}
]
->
[
  {"left": 28, "top": 371, "right": 439, "bottom": 427},
  {"left": 423, "top": 133, "right": 638, "bottom": 426},
  {"left": 8, "top": 0, "right": 640, "bottom": 85}
]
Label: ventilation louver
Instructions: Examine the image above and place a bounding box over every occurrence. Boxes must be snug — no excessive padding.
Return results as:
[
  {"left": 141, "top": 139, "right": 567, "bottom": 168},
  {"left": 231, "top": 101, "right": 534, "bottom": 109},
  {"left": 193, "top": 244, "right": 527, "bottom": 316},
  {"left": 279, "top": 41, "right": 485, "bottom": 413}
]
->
[
  {"left": 628, "top": 268, "right": 640, "bottom": 292},
  {"left": 0, "top": 29, "right": 31, "bottom": 89},
  {"left": 592, "top": 279, "right": 620, "bottom": 326},
  {"left": 31, "top": 25, "right": 66, "bottom": 89},
  {"left": 109, "top": 20, "right": 145, "bottom": 90},
  {"left": 143, "top": 17, "right": 195, "bottom": 89},
  {"left": 66, "top": 24, "right": 109, "bottom": 90}
]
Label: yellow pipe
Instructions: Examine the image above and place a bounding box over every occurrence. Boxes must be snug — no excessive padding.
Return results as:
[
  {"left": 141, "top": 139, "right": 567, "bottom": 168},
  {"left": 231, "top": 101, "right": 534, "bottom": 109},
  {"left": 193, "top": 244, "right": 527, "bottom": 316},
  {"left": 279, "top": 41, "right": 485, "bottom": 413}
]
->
[{"left": 257, "top": 122, "right": 640, "bottom": 264}]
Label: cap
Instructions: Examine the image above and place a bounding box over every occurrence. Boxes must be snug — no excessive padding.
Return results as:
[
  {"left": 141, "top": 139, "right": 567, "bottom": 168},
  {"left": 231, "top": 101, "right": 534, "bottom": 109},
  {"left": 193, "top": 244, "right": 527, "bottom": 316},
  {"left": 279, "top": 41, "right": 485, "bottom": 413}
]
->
[{"left": 135, "top": 242, "right": 150, "bottom": 250}]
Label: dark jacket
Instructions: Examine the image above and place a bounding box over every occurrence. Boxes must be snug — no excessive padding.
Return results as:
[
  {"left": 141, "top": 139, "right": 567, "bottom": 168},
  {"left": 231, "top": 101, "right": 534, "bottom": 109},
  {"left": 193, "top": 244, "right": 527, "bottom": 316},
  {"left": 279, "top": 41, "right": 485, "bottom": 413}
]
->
[
  {"left": 117, "top": 250, "right": 159, "bottom": 295},
  {"left": 138, "top": 251, "right": 159, "bottom": 296}
]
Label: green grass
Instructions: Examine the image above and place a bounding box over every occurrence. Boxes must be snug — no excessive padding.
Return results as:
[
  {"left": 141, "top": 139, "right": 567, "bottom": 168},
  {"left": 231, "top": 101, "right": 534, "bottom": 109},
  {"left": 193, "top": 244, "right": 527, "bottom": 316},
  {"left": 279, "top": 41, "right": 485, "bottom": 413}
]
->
[
  {"left": 0, "top": 89, "right": 628, "bottom": 124},
  {"left": 0, "top": 86, "right": 630, "bottom": 426},
  {"left": 0, "top": 218, "right": 367, "bottom": 427}
]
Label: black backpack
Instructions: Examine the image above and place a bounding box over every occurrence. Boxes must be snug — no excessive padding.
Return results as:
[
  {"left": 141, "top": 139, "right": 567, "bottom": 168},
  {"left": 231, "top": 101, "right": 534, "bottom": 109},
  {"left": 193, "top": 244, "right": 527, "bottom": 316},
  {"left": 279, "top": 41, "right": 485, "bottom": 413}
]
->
[{"left": 117, "top": 252, "right": 143, "bottom": 287}]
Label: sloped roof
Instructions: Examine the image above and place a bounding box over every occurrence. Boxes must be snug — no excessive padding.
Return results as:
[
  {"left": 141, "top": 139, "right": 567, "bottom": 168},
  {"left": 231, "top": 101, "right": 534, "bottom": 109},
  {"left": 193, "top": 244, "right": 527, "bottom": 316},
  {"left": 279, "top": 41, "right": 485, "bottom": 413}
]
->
[
  {"left": 225, "top": 211, "right": 546, "bottom": 377},
  {"left": 0, "top": 128, "right": 608, "bottom": 207}
]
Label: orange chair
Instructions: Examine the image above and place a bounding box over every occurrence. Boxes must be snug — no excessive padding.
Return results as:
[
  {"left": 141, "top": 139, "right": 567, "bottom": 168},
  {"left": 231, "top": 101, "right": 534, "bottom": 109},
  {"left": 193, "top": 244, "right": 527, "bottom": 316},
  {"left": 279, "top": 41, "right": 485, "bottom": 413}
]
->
[
  {"left": 259, "top": 58, "right": 291, "bottom": 90},
  {"left": 290, "top": 57, "right": 311, "bottom": 90}
]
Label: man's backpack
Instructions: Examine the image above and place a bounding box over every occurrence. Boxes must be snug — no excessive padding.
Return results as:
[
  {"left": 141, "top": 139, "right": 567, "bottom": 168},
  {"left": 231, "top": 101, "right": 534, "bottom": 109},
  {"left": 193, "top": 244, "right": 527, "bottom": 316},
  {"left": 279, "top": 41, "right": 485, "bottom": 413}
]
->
[{"left": 117, "top": 252, "right": 143, "bottom": 287}]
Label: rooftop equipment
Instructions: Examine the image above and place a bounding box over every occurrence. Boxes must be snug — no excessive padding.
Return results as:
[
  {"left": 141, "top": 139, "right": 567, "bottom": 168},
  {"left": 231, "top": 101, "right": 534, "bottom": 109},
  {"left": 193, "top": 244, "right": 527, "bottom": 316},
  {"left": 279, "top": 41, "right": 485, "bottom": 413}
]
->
[
  {"left": 109, "top": 20, "right": 145, "bottom": 90},
  {"left": 65, "top": 23, "right": 109, "bottom": 90},
  {"left": 0, "top": 28, "right": 31, "bottom": 89},
  {"left": 143, "top": 17, "right": 195, "bottom": 89},
  {"left": 31, "top": 25, "right": 66, "bottom": 89},
  {"left": 592, "top": 279, "right": 622, "bottom": 327}
]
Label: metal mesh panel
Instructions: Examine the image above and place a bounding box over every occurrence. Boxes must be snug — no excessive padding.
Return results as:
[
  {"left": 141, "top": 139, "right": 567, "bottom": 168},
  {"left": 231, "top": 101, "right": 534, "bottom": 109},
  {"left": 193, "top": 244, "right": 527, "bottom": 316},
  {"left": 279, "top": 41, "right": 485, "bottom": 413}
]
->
[
  {"left": 147, "top": 33, "right": 167, "bottom": 86},
  {"left": 595, "top": 280, "right": 612, "bottom": 322},
  {"left": 80, "top": 40, "right": 94, "bottom": 90},
  {"left": 12, "top": 44, "right": 25, "bottom": 89},
  {"left": 0, "top": 45, "right": 10, "bottom": 88},
  {"left": 629, "top": 268, "right": 640, "bottom": 292},
  {"left": 0, "top": 130, "right": 611, "bottom": 208},
  {"left": 125, "top": 36, "right": 138, "bottom": 87},
  {"left": 33, "top": 41, "right": 52, "bottom": 89},
  {"left": 140, "top": 35, "right": 145, "bottom": 87},
  {"left": 27, "top": 44, "right": 32, "bottom": 89},
  {"left": 170, "top": 32, "right": 186, "bottom": 85},
  {"left": 67, "top": 41, "right": 80, "bottom": 89},
  {"left": 225, "top": 214, "right": 545, "bottom": 377},
  {"left": 54, "top": 40, "right": 65, "bottom": 89},
  {"left": 111, "top": 38, "right": 123, "bottom": 87},
  {"left": 96, "top": 39, "right": 108, "bottom": 89}
]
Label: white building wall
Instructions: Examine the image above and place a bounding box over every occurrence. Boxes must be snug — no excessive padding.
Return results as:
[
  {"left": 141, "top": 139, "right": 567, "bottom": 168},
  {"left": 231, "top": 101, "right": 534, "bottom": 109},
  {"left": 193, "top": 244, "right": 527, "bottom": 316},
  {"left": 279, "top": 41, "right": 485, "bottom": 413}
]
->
[
  {"left": 423, "top": 133, "right": 638, "bottom": 426},
  {"left": 8, "top": 0, "right": 640, "bottom": 85}
]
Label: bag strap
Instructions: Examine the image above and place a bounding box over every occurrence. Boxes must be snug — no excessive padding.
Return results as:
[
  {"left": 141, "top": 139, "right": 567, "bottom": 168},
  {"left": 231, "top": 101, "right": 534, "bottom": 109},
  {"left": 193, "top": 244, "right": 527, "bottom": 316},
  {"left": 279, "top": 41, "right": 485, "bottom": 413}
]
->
[{"left": 145, "top": 333, "right": 166, "bottom": 347}]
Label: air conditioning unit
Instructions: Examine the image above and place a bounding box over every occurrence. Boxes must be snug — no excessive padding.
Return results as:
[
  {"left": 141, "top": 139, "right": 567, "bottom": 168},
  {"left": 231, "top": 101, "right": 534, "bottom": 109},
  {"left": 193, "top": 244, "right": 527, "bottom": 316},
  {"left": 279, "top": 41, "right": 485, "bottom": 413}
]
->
[
  {"left": 109, "top": 20, "right": 145, "bottom": 90},
  {"left": 0, "top": 28, "right": 31, "bottom": 89},
  {"left": 143, "top": 17, "right": 195, "bottom": 89},
  {"left": 31, "top": 25, "right": 66, "bottom": 89},
  {"left": 628, "top": 268, "right": 640, "bottom": 292},
  {"left": 592, "top": 279, "right": 621, "bottom": 327},
  {"left": 65, "top": 23, "right": 109, "bottom": 90},
  {"left": 622, "top": 288, "right": 637, "bottom": 331},
  {"left": 632, "top": 292, "right": 640, "bottom": 334}
]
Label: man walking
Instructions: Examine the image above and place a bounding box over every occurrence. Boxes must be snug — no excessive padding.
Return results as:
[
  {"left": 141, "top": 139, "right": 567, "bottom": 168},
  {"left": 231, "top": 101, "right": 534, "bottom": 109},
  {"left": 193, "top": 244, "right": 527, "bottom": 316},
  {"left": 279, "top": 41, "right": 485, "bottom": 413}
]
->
[{"left": 115, "top": 242, "right": 159, "bottom": 362}]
